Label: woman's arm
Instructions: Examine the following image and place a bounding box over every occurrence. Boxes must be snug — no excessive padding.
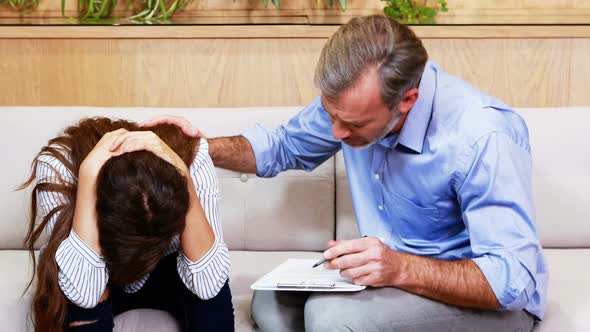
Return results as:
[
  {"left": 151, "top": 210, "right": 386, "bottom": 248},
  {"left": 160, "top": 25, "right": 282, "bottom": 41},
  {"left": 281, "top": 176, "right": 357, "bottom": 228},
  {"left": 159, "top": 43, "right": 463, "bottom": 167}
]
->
[
  {"left": 37, "top": 154, "right": 108, "bottom": 309},
  {"left": 40, "top": 129, "right": 130, "bottom": 308},
  {"left": 177, "top": 139, "right": 231, "bottom": 299}
]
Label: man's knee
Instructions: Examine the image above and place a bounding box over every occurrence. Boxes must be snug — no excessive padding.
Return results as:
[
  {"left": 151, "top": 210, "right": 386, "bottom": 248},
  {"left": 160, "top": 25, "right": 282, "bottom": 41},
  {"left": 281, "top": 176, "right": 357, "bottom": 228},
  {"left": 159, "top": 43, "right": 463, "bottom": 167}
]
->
[
  {"left": 251, "top": 290, "right": 307, "bottom": 332},
  {"left": 251, "top": 291, "right": 279, "bottom": 330},
  {"left": 304, "top": 294, "right": 360, "bottom": 332}
]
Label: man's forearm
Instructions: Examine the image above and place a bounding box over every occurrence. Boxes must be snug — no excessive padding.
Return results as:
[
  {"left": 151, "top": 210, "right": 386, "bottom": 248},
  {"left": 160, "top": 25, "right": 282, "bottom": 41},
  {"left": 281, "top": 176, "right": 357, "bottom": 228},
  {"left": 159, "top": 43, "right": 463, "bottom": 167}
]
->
[
  {"left": 394, "top": 252, "right": 500, "bottom": 309},
  {"left": 209, "top": 136, "right": 257, "bottom": 173}
]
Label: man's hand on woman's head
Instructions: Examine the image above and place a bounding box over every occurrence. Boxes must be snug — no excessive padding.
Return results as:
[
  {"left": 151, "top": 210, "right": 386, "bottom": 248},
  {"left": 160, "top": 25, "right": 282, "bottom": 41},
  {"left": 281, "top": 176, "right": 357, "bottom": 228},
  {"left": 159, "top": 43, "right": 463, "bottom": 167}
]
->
[
  {"left": 109, "top": 130, "right": 189, "bottom": 176},
  {"left": 141, "top": 115, "right": 205, "bottom": 138}
]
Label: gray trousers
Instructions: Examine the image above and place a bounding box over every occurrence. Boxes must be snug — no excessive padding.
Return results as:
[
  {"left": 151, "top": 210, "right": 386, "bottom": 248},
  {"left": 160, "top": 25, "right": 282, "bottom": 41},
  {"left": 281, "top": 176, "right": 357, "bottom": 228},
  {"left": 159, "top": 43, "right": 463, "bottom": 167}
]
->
[{"left": 251, "top": 288, "right": 536, "bottom": 332}]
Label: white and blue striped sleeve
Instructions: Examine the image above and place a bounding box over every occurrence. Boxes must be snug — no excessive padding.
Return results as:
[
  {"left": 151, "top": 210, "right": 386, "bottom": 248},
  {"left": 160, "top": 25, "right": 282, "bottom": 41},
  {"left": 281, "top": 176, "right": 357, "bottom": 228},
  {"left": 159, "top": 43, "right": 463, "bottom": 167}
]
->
[
  {"left": 177, "top": 139, "right": 231, "bottom": 300},
  {"left": 36, "top": 154, "right": 108, "bottom": 309}
]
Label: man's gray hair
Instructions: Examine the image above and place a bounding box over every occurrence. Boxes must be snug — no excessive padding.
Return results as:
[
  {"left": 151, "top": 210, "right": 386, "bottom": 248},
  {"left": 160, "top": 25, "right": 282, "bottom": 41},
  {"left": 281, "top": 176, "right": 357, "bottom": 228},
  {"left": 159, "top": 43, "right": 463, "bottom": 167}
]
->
[{"left": 314, "top": 15, "right": 428, "bottom": 110}]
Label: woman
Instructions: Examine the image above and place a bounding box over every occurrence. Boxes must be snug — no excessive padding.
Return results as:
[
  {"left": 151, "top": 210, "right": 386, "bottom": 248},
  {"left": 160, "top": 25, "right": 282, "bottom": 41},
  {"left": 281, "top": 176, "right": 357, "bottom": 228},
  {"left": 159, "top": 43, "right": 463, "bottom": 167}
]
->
[{"left": 21, "top": 117, "right": 234, "bottom": 332}]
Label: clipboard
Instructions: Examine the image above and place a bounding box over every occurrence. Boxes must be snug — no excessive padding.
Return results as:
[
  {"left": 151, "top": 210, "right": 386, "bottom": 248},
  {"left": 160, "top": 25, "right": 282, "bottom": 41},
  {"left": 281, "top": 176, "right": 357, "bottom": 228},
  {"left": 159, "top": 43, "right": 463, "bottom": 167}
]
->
[{"left": 251, "top": 258, "right": 366, "bottom": 292}]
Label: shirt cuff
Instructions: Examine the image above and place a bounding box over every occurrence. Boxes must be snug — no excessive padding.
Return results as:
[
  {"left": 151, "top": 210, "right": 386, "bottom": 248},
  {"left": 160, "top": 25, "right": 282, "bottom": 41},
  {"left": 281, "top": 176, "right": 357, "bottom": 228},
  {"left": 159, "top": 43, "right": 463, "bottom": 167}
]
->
[
  {"left": 242, "top": 125, "right": 277, "bottom": 178},
  {"left": 472, "top": 253, "right": 533, "bottom": 310},
  {"left": 67, "top": 229, "right": 106, "bottom": 268},
  {"left": 180, "top": 238, "right": 221, "bottom": 273}
]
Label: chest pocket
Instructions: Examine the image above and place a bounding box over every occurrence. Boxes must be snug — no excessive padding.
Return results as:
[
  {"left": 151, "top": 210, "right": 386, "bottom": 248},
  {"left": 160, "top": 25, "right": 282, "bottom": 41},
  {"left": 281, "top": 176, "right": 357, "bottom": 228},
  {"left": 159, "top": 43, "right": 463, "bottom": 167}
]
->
[{"left": 386, "top": 190, "right": 452, "bottom": 244}]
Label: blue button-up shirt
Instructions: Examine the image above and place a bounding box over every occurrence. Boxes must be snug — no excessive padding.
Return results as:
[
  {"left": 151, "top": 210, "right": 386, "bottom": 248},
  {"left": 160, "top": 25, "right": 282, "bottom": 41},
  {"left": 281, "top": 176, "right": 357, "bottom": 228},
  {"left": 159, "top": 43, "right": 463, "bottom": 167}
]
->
[{"left": 242, "top": 61, "right": 548, "bottom": 319}]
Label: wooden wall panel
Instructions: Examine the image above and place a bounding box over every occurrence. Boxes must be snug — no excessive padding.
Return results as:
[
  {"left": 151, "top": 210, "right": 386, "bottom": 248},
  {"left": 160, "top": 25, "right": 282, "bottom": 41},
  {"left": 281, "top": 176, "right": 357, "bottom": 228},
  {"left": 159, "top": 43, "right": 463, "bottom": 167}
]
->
[
  {"left": 569, "top": 39, "right": 590, "bottom": 106},
  {"left": 1, "top": 38, "right": 324, "bottom": 107},
  {"left": 424, "top": 39, "right": 572, "bottom": 107},
  {"left": 0, "top": 37, "right": 587, "bottom": 108},
  {"left": 0, "top": 40, "right": 42, "bottom": 105}
]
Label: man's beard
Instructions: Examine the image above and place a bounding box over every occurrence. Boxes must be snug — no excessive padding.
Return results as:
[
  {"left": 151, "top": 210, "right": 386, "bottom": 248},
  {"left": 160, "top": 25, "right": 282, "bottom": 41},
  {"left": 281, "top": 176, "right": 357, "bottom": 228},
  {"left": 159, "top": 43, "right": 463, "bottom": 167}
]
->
[{"left": 348, "top": 110, "right": 402, "bottom": 149}]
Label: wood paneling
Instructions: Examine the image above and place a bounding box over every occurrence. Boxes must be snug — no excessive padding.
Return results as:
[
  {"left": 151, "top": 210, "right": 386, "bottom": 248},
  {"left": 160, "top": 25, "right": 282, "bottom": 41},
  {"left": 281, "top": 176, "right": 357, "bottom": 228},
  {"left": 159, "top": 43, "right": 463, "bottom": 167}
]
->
[
  {"left": 570, "top": 39, "right": 590, "bottom": 106},
  {"left": 0, "top": 35, "right": 587, "bottom": 108},
  {"left": 0, "top": 38, "right": 324, "bottom": 107},
  {"left": 425, "top": 39, "right": 572, "bottom": 107}
]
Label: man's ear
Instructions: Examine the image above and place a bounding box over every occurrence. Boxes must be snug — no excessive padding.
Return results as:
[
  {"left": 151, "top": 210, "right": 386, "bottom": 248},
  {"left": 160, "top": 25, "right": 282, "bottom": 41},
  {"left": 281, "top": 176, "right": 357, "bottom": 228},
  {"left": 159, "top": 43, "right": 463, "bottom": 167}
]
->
[{"left": 398, "top": 88, "right": 419, "bottom": 115}]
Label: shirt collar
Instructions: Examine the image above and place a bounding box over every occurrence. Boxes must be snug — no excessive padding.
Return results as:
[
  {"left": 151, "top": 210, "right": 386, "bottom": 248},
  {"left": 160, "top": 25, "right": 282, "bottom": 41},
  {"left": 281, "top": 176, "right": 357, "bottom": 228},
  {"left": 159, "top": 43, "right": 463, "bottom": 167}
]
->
[{"left": 377, "top": 61, "right": 437, "bottom": 154}]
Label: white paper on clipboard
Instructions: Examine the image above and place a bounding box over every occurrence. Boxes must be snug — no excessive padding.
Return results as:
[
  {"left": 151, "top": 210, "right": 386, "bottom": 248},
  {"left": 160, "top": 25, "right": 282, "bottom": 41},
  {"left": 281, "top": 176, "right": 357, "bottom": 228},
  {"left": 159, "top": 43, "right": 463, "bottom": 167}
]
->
[{"left": 251, "top": 259, "right": 366, "bottom": 292}]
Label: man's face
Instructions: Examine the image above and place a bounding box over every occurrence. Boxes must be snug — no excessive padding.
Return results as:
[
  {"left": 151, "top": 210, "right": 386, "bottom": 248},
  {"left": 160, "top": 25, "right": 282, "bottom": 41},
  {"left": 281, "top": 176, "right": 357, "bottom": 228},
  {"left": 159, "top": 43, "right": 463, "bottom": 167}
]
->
[{"left": 321, "top": 69, "right": 403, "bottom": 148}]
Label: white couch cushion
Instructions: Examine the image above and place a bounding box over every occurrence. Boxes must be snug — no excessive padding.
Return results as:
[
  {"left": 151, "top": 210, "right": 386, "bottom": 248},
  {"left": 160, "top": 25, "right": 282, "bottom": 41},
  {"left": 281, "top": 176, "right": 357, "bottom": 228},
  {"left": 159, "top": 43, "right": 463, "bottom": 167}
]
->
[
  {"left": 535, "top": 249, "right": 590, "bottom": 331},
  {"left": 0, "top": 106, "right": 334, "bottom": 251}
]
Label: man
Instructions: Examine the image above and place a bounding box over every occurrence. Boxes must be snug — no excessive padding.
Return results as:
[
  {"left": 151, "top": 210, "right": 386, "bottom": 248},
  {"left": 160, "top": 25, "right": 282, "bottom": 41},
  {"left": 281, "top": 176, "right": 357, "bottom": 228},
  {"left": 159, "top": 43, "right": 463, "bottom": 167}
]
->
[{"left": 144, "top": 15, "right": 547, "bottom": 332}]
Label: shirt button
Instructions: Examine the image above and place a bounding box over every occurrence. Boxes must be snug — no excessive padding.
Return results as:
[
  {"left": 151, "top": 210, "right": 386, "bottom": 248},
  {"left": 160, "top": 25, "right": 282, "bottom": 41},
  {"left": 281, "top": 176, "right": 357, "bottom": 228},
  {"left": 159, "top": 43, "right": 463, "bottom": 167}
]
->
[
  {"left": 374, "top": 173, "right": 380, "bottom": 180},
  {"left": 378, "top": 205, "right": 384, "bottom": 211},
  {"left": 240, "top": 173, "right": 248, "bottom": 182}
]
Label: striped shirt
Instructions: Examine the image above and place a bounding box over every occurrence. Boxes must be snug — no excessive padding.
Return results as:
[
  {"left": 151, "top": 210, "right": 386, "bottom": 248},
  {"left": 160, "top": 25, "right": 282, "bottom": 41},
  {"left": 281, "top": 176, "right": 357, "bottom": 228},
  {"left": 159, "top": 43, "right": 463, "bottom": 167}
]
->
[{"left": 36, "top": 139, "right": 231, "bottom": 309}]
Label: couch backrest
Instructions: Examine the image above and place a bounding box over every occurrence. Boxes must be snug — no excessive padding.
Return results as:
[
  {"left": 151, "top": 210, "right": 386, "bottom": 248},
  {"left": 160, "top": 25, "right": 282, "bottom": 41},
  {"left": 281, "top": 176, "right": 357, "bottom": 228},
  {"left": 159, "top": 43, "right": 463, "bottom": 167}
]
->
[
  {"left": 336, "top": 107, "right": 590, "bottom": 249},
  {"left": 519, "top": 108, "right": 590, "bottom": 248},
  {"left": 0, "top": 107, "right": 334, "bottom": 252}
]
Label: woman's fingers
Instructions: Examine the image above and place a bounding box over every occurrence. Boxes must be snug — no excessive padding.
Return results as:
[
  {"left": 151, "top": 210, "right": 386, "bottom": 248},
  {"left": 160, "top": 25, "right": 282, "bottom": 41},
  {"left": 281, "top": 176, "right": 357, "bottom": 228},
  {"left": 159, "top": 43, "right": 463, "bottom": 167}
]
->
[
  {"left": 109, "top": 130, "right": 187, "bottom": 174},
  {"left": 110, "top": 131, "right": 145, "bottom": 153},
  {"left": 111, "top": 133, "right": 154, "bottom": 156},
  {"left": 109, "top": 130, "right": 132, "bottom": 151}
]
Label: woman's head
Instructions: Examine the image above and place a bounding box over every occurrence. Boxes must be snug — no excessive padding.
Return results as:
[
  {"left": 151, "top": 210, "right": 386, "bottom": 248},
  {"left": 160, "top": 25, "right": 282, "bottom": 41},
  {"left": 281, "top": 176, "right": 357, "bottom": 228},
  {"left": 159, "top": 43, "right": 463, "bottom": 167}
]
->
[
  {"left": 96, "top": 150, "right": 189, "bottom": 285},
  {"left": 22, "top": 117, "right": 199, "bottom": 332}
]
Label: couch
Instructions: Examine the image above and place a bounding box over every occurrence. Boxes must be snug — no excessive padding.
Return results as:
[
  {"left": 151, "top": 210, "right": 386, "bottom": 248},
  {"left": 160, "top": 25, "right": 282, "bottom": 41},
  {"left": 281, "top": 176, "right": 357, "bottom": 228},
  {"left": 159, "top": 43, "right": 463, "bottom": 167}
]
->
[{"left": 1, "top": 106, "right": 589, "bottom": 331}]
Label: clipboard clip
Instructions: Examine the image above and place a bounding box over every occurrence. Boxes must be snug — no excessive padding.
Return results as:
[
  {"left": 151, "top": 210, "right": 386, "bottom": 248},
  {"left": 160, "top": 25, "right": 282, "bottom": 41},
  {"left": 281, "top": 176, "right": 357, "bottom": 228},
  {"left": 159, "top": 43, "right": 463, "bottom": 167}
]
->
[{"left": 276, "top": 281, "right": 336, "bottom": 289}]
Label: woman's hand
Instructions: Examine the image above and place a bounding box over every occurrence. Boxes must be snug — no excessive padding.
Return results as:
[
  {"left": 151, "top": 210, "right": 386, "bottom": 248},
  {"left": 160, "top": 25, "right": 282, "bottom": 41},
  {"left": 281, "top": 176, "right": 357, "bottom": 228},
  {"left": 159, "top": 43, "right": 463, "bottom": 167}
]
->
[
  {"left": 80, "top": 128, "right": 129, "bottom": 179},
  {"left": 109, "top": 130, "right": 189, "bottom": 176}
]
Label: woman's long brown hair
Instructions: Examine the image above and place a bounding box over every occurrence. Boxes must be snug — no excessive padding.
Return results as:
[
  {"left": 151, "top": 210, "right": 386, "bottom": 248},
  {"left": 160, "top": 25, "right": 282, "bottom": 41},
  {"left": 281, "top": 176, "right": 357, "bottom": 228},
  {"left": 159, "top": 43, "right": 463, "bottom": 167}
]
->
[{"left": 20, "top": 117, "right": 199, "bottom": 332}]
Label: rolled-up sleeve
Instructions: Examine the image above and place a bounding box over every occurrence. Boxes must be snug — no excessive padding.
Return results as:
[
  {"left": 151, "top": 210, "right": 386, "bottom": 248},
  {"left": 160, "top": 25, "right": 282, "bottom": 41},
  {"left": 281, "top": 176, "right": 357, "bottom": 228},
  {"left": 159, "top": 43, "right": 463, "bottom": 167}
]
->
[
  {"left": 242, "top": 96, "right": 341, "bottom": 178},
  {"left": 55, "top": 230, "right": 109, "bottom": 308},
  {"left": 456, "top": 131, "right": 547, "bottom": 316}
]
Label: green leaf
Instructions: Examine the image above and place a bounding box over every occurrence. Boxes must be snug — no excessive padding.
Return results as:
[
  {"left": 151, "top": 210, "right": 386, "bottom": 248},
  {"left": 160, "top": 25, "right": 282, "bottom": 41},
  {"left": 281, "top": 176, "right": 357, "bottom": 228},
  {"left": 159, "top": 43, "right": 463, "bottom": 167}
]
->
[
  {"left": 128, "top": 8, "right": 150, "bottom": 19},
  {"left": 159, "top": 0, "right": 169, "bottom": 18},
  {"left": 383, "top": 6, "right": 393, "bottom": 17},
  {"left": 337, "top": 0, "right": 346, "bottom": 12},
  {"left": 418, "top": 6, "right": 437, "bottom": 17},
  {"left": 272, "top": 0, "right": 280, "bottom": 9},
  {"left": 81, "top": 0, "right": 95, "bottom": 19},
  {"left": 105, "top": 0, "right": 116, "bottom": 17},
  {"left": 94, "top": 0, "right": 110, "bottom": 18},
  {"left": 263, "top": 0, "right": 268, "bottom": 8}
]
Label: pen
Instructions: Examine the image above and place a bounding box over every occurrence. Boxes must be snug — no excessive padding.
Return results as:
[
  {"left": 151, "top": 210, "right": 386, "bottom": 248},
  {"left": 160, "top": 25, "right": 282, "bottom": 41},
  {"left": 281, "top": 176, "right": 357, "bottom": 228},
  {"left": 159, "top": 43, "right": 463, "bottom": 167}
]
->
[
  {"left": 312, "top": 257, "right": 328, "bottom": 268},
  {"left": 312, "top": 236, "right": 370, "bottom": 268}
]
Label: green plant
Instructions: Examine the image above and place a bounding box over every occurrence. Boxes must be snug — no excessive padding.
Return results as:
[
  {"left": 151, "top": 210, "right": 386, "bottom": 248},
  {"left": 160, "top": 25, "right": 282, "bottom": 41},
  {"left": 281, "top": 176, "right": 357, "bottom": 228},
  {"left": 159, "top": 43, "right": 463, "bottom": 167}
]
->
[
  {"left": 382, "top": 0, "right": 447, "bottom": 22},
  {"left": 263, "top": 0, "right": 346, "bottom": 11},
  {"left": 1, "top": 0, "right": 346, "bottom": 20},
  {"left": 63, "top": 0, "right": 191, "bottom": 20},
  {"left": 0, "top": 0, "right": 39, "bottom": 12}
]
